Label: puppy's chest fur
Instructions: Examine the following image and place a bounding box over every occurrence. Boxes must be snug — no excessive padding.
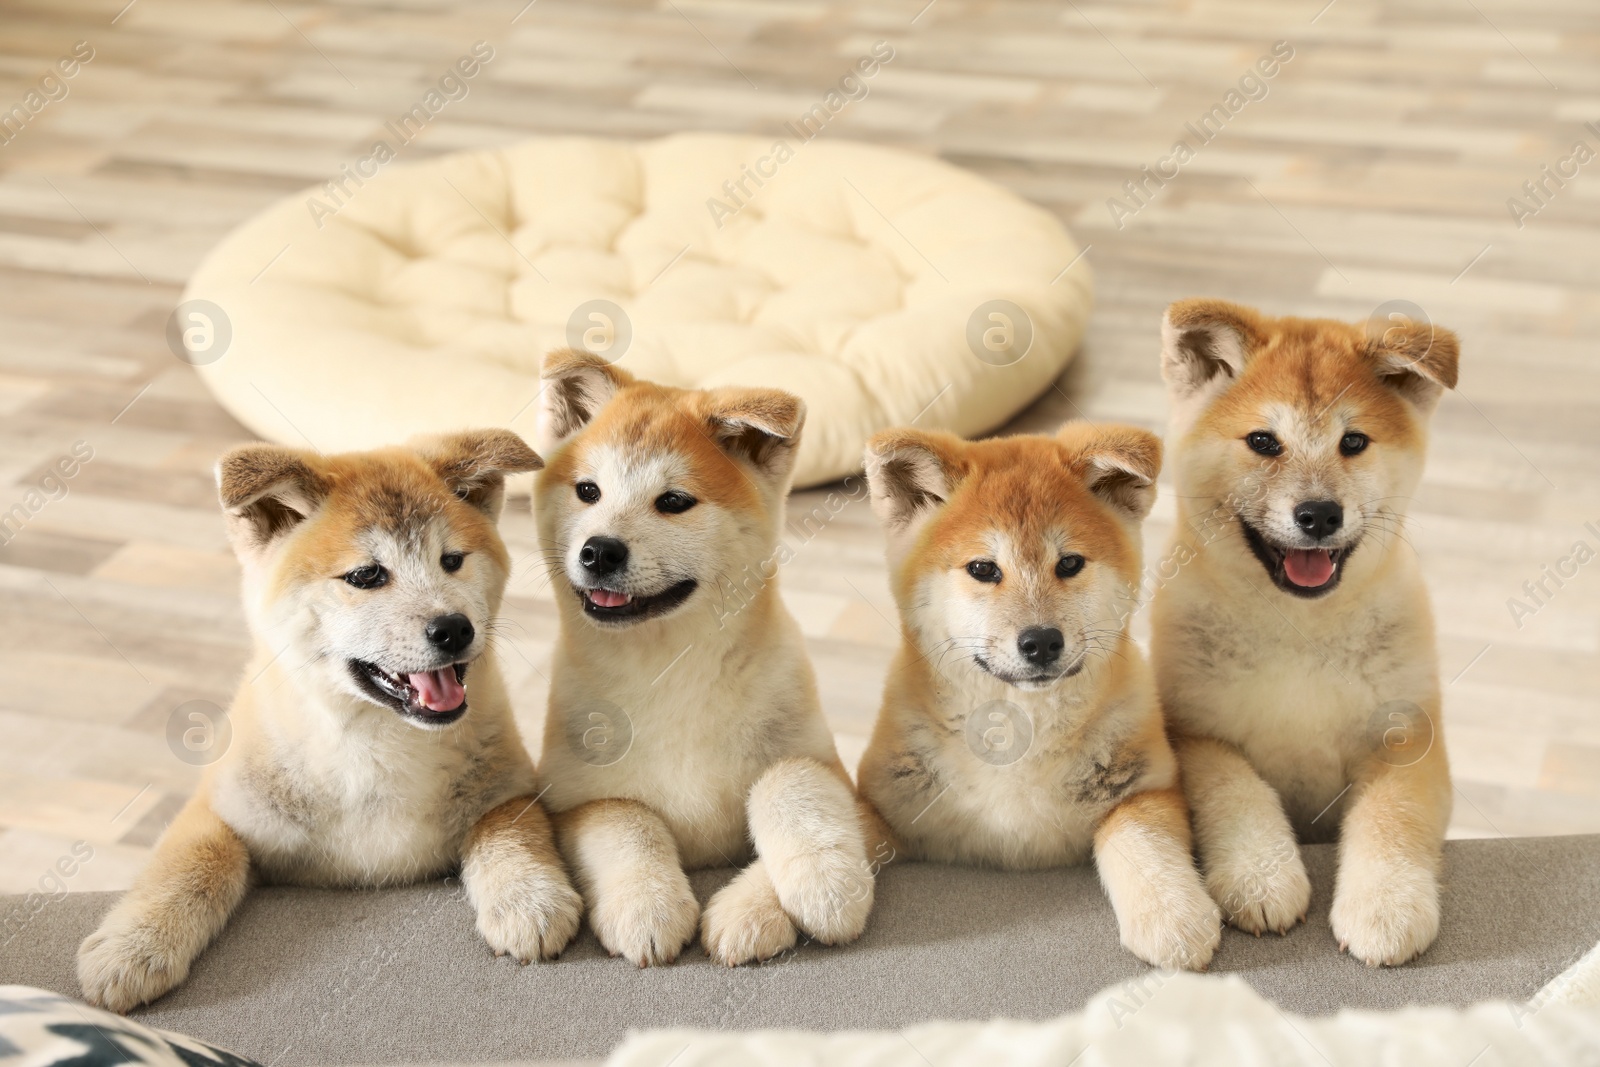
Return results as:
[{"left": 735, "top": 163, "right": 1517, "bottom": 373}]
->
[
  {"left": 543, "top": 615, "right": 836, "bottom": 869},
  {"left": 876, "top": 689, "right": 1157, "bottom": 869},
  {"left": 1157, "top": 567, "right": 1436, "bottom": 835},
  {"left": 213, "top": 712, "right": 531, "bottom": 886}
]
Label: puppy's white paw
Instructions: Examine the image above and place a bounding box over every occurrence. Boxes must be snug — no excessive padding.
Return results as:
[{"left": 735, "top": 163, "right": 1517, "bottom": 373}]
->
[
  {"left": 702, "top": 868, "right": 798, "bottom": 966},
  {"left": 1331, "top": 859, "right": 1440, "bottom": 967},
  {"left": 1116, "top": 876, "right": 1222, "bottom": 972},
  {"left": 589, "top": 872, "right": 700, "bottom": 967},
  {"left": 746, "top": 759, "right": 875, "bottom": 946},
  {"left": 770, "top": 850, "right": 874, "bottom": 946},
  {"left": 77, "top": 918, "right": 189, "bottom": 1014},
  {"left": 1205, "top": 837, "right": 1311, "bottom": 936},
  {"left": 475, "top": 872, "right": 583, "bottom": 963}
]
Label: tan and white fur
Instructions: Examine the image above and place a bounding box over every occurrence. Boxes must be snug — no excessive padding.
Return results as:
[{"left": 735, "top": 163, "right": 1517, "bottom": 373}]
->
[
  {"left": 857, "top": 424, "right": 1223, "bottom": 972},
  {"left": 1150, "top": 298, "right": 1456, "bottom": 966},
  {"left": 77, "top": 431, "right": 582, "bottom": 1012},
  {"left": 533, "top": 349, "right": 879, "bottom": 967}
]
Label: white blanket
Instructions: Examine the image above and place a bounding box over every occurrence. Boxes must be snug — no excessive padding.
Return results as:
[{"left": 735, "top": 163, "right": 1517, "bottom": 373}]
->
[{"left": 607, "top": 944, "right": 1600, "bottom": 1066}]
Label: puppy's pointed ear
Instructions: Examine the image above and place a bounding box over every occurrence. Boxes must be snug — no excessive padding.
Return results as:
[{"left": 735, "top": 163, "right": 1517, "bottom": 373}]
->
[
  {"left": 701, "top": 388, "right": 805, "bottom": 484},
  {"left": 863, "top": 429, "right": 966, "bottom": 534},
  {"left": 1365, "top": 315, "right": 1459, "bottom": 412},
  {"left": 538, "top": 348, "right": 635, "bottom": 447},
  {"left": 411, "top": 428, "right": 543, "bottom": 520},
  {"left": 1161, "top": 299, "right": 1262, "bottom": 399},
  {"left": 216, "top": 444, "right": 329, "bottom": 557},
  {"left": 1057, "top": 422, "right": 1162, "bottom": 522}
]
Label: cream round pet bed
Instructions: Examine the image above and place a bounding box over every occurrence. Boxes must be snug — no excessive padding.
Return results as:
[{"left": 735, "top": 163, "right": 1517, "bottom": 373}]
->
[{"left": 183, "top": 133, "right": 1092, "bottom": 487}]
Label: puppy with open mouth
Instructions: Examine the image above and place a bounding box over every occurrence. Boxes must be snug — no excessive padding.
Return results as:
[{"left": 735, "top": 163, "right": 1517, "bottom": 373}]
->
[
  {"left": 856, "top": 424, "right": 1223, "bottom": 972},
  {"left": 77, "top": 431, "right": 582, "bottom": 1013},
  {"left": 534, "top": 350, "right": 879, "bottom": 967},
  {"left": 1151, "top": 298, "right": 1457, "bottom": 966}
]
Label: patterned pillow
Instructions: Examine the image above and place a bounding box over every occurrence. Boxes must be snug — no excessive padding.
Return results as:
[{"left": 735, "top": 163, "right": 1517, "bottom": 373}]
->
[{"left": 0, "top": 986, "right": 262, "bottom": 1067}]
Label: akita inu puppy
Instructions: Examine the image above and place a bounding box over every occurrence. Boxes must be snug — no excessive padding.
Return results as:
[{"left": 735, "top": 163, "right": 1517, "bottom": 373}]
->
[
  {"left": 1150, "top": 298, "right": 1457, "bottom": 966},
  {"left": 78, "top": 431, "right": 582, "bottom": 1012},
  {"left": 534, "top": 350, "right": 877, "bottom": 967},
  {"left": 857, "top": 424, "right": 1223, "bottom": 972}
]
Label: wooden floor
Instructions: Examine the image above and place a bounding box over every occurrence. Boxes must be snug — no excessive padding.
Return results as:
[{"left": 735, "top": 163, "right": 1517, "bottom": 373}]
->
[{"left": 1, "top": 0, "right": 1597, "bottom": 893}]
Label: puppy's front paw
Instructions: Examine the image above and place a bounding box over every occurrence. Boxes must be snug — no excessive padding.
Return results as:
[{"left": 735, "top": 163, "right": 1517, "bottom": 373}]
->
[
  {"left": 1116, "top": 876, "right": 1222, "bottom": 972},
  {"left": 1330, "top": 859, "right": 1440, "bottom": 966},
  {"left": 702, "top": 865, "right": 798, "bottom": 966},
  {"left": 78, "top": 919, "right": 189, "bottom": 1014},
  {"left": 770, "top": 850, "right": 873, "bottom": 946},
  {"left": 589, "top": 872, "right": 700, "bottom": 967},
  {"left": 1205, "top": 837, "right": 1311, "bottom": 936},
  {"left": 475, "top": 871, "right": 583, "bottom": 963}
]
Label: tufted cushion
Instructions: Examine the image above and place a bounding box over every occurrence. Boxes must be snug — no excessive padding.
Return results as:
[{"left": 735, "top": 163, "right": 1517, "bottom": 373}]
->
[{"left": 184, "top": 133, "right": 1092, "bottom": 487}]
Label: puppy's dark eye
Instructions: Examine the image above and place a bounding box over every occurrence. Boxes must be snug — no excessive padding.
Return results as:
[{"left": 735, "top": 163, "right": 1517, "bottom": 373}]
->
[
  {"left": 655, "top": 491, "right": 697, "bottom": 514},
  {"left": 1057, "top": 554, "right": 1086, "bottom": 578},
  {"left": 966, "top": 560, "right": 1001, "bottom": 583},
  {"left": 575, "top": 480, "right": 601, "bottom": 504},
  {"left": 441, "top": 552, "right": 464, "bottom": 573},
  {"left": 344, "top": 563, "right": 387, "bottom": 589},
  {"left": 1245, "top": 431, "right": 1282, "bottom": 456},
  {"left": 1340, "top": 432, "right": 1369, "bottom": 456}
]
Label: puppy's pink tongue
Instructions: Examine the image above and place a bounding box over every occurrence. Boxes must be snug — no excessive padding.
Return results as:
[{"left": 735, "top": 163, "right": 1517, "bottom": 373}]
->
[
  {"left": 1284, "top": 549, "right": 1335, "bottom": 588},
  {"left": 407, "top": 668, "right": 464, "bottom": 711},
  {"left": 588, "top": 589, "right": 631, "bottom": 608}
]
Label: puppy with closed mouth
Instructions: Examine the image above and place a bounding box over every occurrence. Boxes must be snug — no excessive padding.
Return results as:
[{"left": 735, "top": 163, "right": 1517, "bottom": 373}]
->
[
  {"left": 856, "top": 424, "right": 1223, "bottom": 972},
  {"left": 534, "top": 349, "right": 879, "bottom": 968},
  {"left": 77, "top": 431, "right": 582, "bottom": 1012},
  {"left": 1151, "top": 298, "right": 1456, "bottom": 966}
]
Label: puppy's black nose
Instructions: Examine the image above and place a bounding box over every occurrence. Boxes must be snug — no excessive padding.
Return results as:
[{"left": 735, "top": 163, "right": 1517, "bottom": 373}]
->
[
  {"left": 1293, "top": 500, "right": 1344, "bottom": 539},
  {"left": 1017, "top": 626, "right": 1064, "bottom": 667},
  {"left": 426, "top": 613, "right": 474, "bottom": 655},
  {"left": 579, "top": 536, "right": 629, "bottom": 575}
]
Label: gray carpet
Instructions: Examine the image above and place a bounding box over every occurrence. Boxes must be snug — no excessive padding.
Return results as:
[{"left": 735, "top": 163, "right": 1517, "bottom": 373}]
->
[{"left": 4, "top": 836, "right": 1598, "bottom": 1065}]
